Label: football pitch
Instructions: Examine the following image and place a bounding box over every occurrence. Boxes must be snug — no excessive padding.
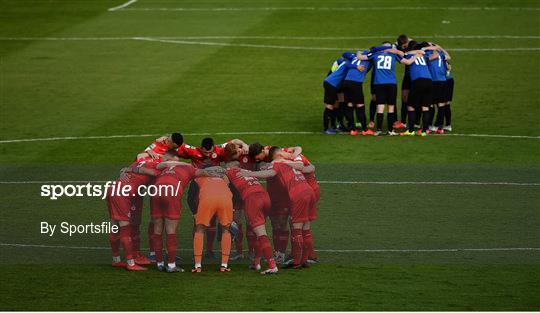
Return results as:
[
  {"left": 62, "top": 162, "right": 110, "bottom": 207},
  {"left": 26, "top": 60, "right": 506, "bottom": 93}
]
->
[{"left": 0, "top": 0, "right": 539, "bottom": 310}]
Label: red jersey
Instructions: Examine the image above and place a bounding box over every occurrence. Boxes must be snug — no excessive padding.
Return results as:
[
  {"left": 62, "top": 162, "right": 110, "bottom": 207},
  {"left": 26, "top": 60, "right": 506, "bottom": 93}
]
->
[
  {"left": 269, "top": 161, "right": 312, "bottom": 197},
  {"left": 178, "top": 143, "right": 228, "bottom": 169},
  {"left": 154, "top": 164, "right": 197, "bottom": 197},
  {"left": 291, "top": 154, "right": 319, "bottom": 194},
  {"left": 115, "top": 159, "right": 161, "bottom": 197},
  {"left": 225, "top": 167, "right": 266, "bottom": 200},
  {"left": 145, "top": 138, "right": 169, "bottom": 156}
]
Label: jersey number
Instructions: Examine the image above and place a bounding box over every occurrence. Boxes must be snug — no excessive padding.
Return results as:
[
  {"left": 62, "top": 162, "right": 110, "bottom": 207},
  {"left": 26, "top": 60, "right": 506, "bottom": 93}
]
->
[
  {"left": 377, "top": 55, "right": 392, "bottom": 70},
  {"left": 414, "top": 57, "right": 427, "bottom": 66}
]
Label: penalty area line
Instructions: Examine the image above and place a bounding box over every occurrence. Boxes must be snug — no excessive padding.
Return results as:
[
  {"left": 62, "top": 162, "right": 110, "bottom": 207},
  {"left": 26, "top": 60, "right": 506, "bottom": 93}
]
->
[
  {"left": 1, "top": 243, "right": 539, "bottom": 253},
  {"left": 108, "top": 0, "right": 137, "bottom": 12}
]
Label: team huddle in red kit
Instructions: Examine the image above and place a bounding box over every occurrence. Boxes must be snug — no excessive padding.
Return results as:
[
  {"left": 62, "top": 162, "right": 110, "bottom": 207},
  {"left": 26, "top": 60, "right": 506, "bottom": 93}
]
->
[{"left": 106, "top": 132, "right": 320, "bottom": 274}]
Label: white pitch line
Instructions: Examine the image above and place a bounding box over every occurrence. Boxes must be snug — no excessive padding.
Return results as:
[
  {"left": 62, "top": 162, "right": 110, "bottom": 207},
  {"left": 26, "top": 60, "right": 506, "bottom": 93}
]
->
[
  {"left": 108, "top": 0, "right": 137, "bottom": 12},
  {"left": 133, "top": 37, "right": 346, "bottom": 51},
  {"left": 118, "top": 7, "right": 540, "bottom": 12},
  {"left": 1, "top": 243, "right": 539, "bottom": 253},
  {"left": 1, "top": 36, "right": 538, "bottom": 52},
  {"left": 1, "top": 131, "right": 539, "bottom": 144},
  {"left": 1, "top": 35, "right": 539, "bottom": 40},
  {"left": 1, "top": 180, "right": 538, "bottom": 186},
  {"left": 134, "top": 37, "right": 540, "bottom": 52}
]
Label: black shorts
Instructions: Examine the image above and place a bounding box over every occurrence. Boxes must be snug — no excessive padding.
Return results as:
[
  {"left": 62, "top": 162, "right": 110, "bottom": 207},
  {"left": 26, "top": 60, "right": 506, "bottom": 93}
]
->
[
  {"left": 401, "top": 74, "right": 411, "bottom": 90},
  {"left": 445, "top": 78, "right": 454, "bottom": 102},
  {"left": 373, "top": 84, "right": 397, "bottom": 105},
  {"left": 342, "top": 80, "right": 364, "bottom": 105},
  {"left": 323, "top": 81, "right": 339, "bottom": 104},
  {"left": 432, "top": 81, "right": 446, "bottom": 104},
  {"left": 409, "top": 78, "right": 433, "bottom": 108}
]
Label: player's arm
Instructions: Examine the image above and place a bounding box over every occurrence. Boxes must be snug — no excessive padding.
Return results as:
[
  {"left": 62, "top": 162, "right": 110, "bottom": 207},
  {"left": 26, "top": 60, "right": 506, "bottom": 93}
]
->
[
  {"left": 400, "top": 54, "right": 421, "bottom": 65},
  {"left": 125, "top": 165, "right": 160, "bottom": 176},
  {"left": 434, "top": 45, "right": 451, "bottom": 60},
  {"left": 428, "top": 50, "right": 440, "bottom": 61},
  {"left": 384, "top": 48, "right": 405, "bottom": 57},
  {"left": 156, "top": 160, "right": 191, "bottom": 169},
  {"left": 368, "top": 45, "right": 393, "bottom": 54},
  {"left": 237, "top": 169, "right": 277, "bottom": 179},
  {"left": 228, "top": 139, "right": 249, "bottom": 154},
  {"left": 301, "top": 164, "right": 316, "bottom": 174},
  {"left": 195, "top": 167, "right": 225, "bottom": 178},
  {"left": 287, "top": 146, "right": 302, "bottom": 158},
  {"left": 282, "top": 161, "right": 306, "bottom": 171}
]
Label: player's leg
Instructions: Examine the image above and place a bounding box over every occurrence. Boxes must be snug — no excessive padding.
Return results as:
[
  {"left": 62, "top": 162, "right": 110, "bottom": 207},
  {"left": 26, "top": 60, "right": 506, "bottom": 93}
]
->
[
  {"left": 400, "top": 84, "right": 410, "bottom": 127},
  {"left": 286, "top": 193, "right": 310, "bottom": 269},
  {"left": 204, "top": 216, "right": 217, "bottom": 259},
  {"left": 435, "top": 103, "right": 446, "bottom": 133},
  {"left": 164, "top": 218, "right": 183, "bottom": 272},
  {"left": 151, "top": 218, "right": 165, "bottom": 270},
  {"left": 375, "top": 104, "right": 385, "bottom": 135},
  {"left": 322, "top": 82, "right": 338, "bottom": 134},
  {"left": 193, "top": 199, "right": 214, "bottom": 272},
  {"left": 387, "top": 85, "right": 398, "bottom": 135},
  {"left": 130, "top": 196, "right": 151, "bottom": 265},
  {"left": 336, "top": 92, "right": 347, "bottom": 132},
  {"left": 387, "top": 104, "right": 397, "bottom": 135},
  {"left": 369, "top": 94, "right": 376, "bottom": 129},
  {"left": 217, "top": 199, "right": 234, "bottom": 272},
  {"left": 108, "top": 220, "right": 123, "bottom": 268},
  {"left": 369, "top": 78, "right": 376, "bottom": 129},
  {"left": 192, "top": 224, "right": 206, "bottom": 272},
  {"left": 147, "top": 221, "right": 156, "bottom": 263},
  {"left": 107, "top": 195, "right": 146, "bottom": 271}
]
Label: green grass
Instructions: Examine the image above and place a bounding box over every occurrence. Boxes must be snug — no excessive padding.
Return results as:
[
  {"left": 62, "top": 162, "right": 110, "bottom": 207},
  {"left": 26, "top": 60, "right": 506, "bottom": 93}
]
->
[{"left": 0, "top": 0, "right": 539, "bottom": 310}]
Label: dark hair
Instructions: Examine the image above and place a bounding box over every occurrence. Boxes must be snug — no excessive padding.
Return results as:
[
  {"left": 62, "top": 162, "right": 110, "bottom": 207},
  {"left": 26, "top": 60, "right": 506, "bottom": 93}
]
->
[
  {"left": 201, "top": 137, "right": 214, "bottom": 151},
  {"left": 381, "top": 41, "right": 392, "bottom": 45},
  {"left": 406, "top": 40, "right": 418, "bottom": 51},
  {"left": 248, "top": 142, "right": 264, "bottom": 158},
  {"left": 267, "top": 146, "right": 281, "bottom": 160},
  {"left": 396, "top": 34, "right": 408, "bottom": 46},
  {"left": 165, "top": 149, "right": 180, "bottom": 158},
  {"left": 171, "top": 133, "right": 183, "bottom": 146}
]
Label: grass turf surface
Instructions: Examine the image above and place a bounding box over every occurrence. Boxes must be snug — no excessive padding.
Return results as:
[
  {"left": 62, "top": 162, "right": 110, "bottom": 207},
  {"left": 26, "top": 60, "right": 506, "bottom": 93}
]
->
[{"left": 0, "top": 0, "right": 539, "bottom": 310}]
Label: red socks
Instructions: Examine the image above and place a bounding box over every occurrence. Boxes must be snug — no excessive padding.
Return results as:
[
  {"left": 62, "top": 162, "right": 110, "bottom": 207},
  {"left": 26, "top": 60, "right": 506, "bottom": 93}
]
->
[
  {"left": 166, "top": 234, "right": 177, "bottom": 264},
  {"left": 109, "top": 231, "right": 120, "bottom": 257},
  {"left": 119, "top": 225, "right": 133, "bottom": 260},
  {"left": 291, "top": 228, "right": 303, "bottom": 266},
  {"left": 150, "top": 233, "right": 163, "bottom": 263},
  {"left": 301, "top": 230, "right": 314, "bottom": 264},
  {"left": 258, "top": 235, "right": 276, "bottom": 268},
  {"left": 246, "top": 228, "right": 257, "bottom": 255}
]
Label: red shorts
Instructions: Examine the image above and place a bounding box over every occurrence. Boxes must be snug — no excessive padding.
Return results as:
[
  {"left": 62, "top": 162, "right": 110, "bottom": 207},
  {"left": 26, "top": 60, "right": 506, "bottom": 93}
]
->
[
  {"left": 244, "top": 192, "right": 271, "bottom": 228},
  {"left": 290, "top": 189, "right": 315, "bottom": 223},
  {"left": 150, "top": 194, "right": 182, "bottom": 220},
  {"left": 107, "top": 194, "right": 138, "bottom": 222}
]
